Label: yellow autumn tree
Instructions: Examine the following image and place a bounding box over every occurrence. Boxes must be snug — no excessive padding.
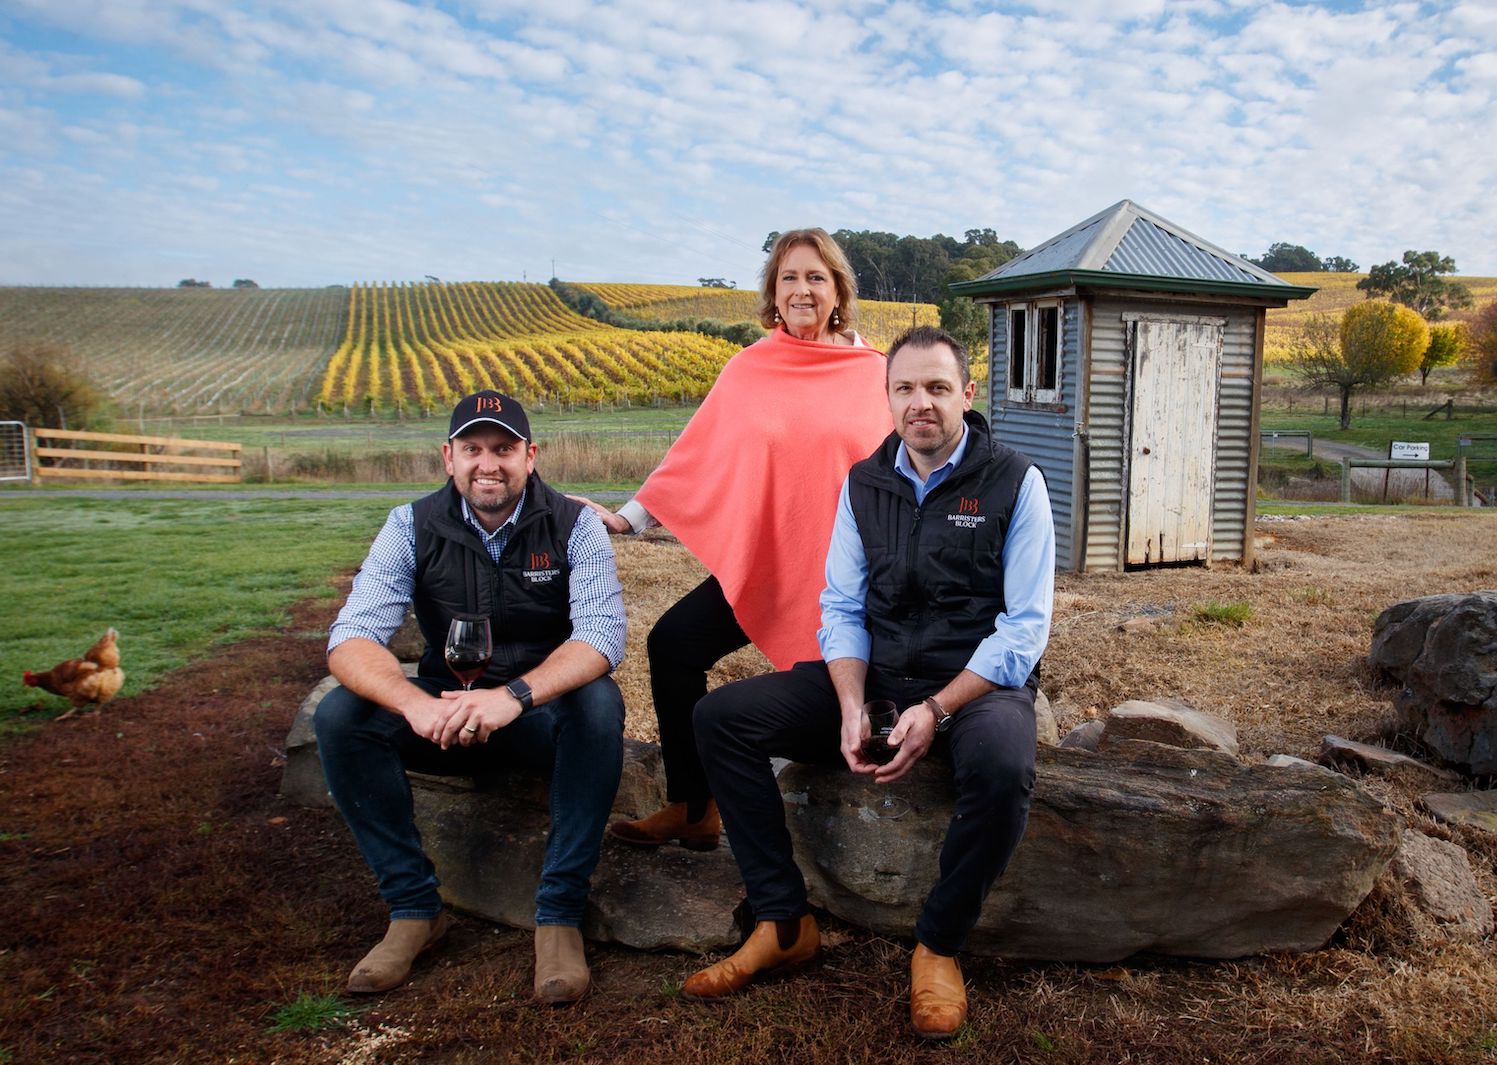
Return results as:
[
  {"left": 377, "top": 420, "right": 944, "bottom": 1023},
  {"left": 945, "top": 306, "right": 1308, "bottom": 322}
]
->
[{"left": 1290, "top": 300, "right": 1428, "bottom": 429}]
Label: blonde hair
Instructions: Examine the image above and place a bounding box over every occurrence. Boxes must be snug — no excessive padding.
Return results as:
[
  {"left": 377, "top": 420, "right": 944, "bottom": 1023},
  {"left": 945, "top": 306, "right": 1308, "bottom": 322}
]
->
[{"left": 755, "top": 228, "right": 859, "bottom": 333}]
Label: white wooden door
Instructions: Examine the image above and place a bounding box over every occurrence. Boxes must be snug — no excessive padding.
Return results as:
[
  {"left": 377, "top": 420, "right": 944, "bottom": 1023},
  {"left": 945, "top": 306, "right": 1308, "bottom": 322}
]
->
[{"left": 1125, "top": 316, "right": 1224, "bottom": 565}]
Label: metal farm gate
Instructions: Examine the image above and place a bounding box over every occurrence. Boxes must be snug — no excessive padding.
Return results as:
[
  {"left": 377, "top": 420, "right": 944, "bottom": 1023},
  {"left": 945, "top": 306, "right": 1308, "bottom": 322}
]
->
[{"left": 0, "top": 422, "right": 30, "bottom": 481}]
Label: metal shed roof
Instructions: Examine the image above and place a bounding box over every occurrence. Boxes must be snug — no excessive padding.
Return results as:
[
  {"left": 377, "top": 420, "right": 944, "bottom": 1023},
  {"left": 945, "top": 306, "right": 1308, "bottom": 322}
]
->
[{"left": 951, "top": 200, "right": 1318, "bottom": 302}]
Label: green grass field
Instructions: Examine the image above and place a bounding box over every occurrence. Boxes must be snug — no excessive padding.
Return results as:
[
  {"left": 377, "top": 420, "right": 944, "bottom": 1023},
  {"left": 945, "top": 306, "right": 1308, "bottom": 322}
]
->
[{"left": 0, "top": 495, "right": 394, "bottom": 725}]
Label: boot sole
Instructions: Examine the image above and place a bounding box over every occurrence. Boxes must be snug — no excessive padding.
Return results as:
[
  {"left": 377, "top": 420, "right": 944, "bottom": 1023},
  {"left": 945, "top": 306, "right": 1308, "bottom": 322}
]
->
[{"left": 535, "top": 977, "right": 593, "bottom": 1006}]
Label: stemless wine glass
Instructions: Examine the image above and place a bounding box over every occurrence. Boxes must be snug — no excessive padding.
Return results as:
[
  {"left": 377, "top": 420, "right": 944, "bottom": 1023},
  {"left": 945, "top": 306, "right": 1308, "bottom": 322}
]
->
[
  {"left": 862, "top": 699, "right": 911, "bottom": 819},
  {"left": 444, "top": 616, "right": 493, "bottom": 691}
]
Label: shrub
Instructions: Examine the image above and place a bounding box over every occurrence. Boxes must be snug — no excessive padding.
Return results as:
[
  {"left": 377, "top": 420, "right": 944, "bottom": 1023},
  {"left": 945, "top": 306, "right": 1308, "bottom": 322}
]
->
[{"left": 0, "top": 341, "right": 109, "bottom": 429}]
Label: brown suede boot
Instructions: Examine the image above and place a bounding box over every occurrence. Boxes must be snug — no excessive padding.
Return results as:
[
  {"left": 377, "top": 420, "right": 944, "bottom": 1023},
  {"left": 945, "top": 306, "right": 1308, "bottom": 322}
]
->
[
  {"left": 910, "top": 943, "right": 967, "bottom": 1040},
  {"left": 608, "top": 800, "right": 721, "bottom": 850},
  {"left": 534, "top": 925, "right": 591, "bottom": 1005},
  {"left": 345, "top": 912, "right": 451, "bottom": 994},
  {"left": 681, "top": 915, "right": 819, "bottom": 1000}
]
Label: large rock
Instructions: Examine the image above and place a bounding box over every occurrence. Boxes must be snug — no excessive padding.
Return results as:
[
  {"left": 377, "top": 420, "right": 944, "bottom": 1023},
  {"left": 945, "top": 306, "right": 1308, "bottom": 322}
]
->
[
  {"left": 280, "top": 683, "right": 743, "bottom": 952},
  {"left": 1421, "top": 790, "right": 1497, "bottom": 834},
  {"left": 1099, "top": 698, "right": 1239, "bottom": 757},
  {"left": 780, "top": 741, "right": 1402, "bottom": 962},
  {"left": 1386, "top": 828, "right": 1494, "bottom": 941},
  {"left": 1319, "top": 735, "right": 1460, "bottom": 782},
  {"left": 1370, "top": 591, "right": 1497, "bottom": 774}
]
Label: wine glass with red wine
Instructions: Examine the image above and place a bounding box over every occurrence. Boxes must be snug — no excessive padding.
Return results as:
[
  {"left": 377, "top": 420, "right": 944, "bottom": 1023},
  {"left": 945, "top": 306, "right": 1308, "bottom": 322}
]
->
[
  {"left": 861, "top": 699, "right": 910, "bottom": 819},
  {"left": 445, "top": 616, "right": 492, "bottom": 691}
]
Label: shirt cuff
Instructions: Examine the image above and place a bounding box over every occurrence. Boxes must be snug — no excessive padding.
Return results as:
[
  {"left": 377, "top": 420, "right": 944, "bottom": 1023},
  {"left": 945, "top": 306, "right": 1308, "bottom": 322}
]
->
[
  {"left": 617, "top": 498, "right": 652, "bottom": 535},
  {"left": 818, "top": 626, "right": 871, "bottom": 664}
]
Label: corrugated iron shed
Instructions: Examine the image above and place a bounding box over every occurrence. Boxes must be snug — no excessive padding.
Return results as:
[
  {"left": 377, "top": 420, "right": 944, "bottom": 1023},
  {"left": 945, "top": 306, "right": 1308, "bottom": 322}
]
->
[{"left": 953, "top": 200, "right": 1317, "bottom": 301}]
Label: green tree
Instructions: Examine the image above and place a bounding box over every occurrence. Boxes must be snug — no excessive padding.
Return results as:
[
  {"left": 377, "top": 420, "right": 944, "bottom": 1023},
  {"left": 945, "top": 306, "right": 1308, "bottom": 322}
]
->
[
  {"left": 0, "top": 341, "right": 109, "bottom": 429},
  {"left": 1356, "top": 250, "right": 1474, "bottom": 319},
  {"left": 231, "top": 278, "right": 259, "bottom": 289},
  {"left": 1321, "top": 255, "right": 1359, "bottom": 272},
  {"left": 1250, "top": 242, "right": 1322, "bottom": 272},
  {"left": 1290, "top": 301, "right": 1429, "bottom": 429},
  {"left": 177, "top": 278, "right": 212, "bottom": 288},
  {"left": 1417, "top": 322, "right": 1465, "bottom": 386},
  {"left": 697, "top": 277, "right": 734, "bottom": 289}
]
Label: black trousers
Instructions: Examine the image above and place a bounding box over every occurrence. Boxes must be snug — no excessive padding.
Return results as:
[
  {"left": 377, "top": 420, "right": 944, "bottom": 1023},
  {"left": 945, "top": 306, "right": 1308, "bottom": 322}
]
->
[
  {"left": 695, "top": 661, "right": 1037, "bottom": 956},
  {"left": 648, "top": 575, "right": 748, "bottom": 804}
]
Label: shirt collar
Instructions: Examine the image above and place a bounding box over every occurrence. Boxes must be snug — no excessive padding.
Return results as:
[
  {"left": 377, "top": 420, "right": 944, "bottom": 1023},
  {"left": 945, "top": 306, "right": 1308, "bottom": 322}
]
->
[
  {"left": 459, "top": 487, "right": 526, "bottom": 542},
  {"left": 894, "top": 421, "right": 969, "bottom": 488}
]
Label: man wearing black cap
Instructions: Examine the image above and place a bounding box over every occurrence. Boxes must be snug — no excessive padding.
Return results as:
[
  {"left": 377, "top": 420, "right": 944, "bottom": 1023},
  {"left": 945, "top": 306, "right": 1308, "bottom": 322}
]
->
[{"left": 314, "top": 391, "right": 627, "bottom": 1003}]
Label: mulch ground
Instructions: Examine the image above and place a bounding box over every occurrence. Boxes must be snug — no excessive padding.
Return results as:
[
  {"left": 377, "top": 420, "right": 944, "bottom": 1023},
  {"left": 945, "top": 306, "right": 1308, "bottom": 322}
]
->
[{"left": 2, "top": 515, "right": 1495, "bottom": 1064}]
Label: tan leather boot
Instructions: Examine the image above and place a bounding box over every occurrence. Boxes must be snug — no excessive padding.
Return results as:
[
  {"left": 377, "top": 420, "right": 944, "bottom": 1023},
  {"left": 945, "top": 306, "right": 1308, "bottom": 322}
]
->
[
  {"left": 346, "top": 912, "right": 451, "bottom": 994},
  {"left": 534, "top": 925, "right": 591, "bottom": 1004},
  {"left": 681, "top": 915, "right": 819, "bottom": 1000},
  {"left": 609, "top": 800, "right": 721, "bottom": 850},
  {"left": 910, "top": 943, "right": 967, "bottom": 1039}
]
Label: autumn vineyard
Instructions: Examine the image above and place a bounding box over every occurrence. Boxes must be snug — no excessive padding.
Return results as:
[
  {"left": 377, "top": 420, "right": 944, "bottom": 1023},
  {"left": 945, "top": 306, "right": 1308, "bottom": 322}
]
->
[{"left": 1, "top": 274, "right": 1493, "bottom": 416}]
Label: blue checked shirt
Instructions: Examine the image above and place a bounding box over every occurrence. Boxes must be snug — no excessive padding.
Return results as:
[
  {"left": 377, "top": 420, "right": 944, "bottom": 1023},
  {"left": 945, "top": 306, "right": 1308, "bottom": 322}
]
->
[{"left": 329, "top": 488, "right": 627, "bottom": 669}]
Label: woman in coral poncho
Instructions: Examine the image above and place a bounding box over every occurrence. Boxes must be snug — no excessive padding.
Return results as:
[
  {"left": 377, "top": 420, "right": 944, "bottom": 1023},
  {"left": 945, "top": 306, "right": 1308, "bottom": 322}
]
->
[{"left": 573, "top": 228, "right": 891, "bottom": 849}]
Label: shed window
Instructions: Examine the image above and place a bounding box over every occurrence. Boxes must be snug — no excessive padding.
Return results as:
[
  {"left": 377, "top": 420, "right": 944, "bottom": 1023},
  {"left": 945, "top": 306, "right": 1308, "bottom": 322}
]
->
[{"left": 1004, "top": 300, "right": 1062, "bottom": 406}]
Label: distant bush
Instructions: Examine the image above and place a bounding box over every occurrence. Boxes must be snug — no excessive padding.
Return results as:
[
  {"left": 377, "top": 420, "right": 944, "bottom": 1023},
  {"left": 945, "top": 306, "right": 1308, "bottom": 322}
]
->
[{"left": 0, "top": 341, "right": 109, "bottom": 429}]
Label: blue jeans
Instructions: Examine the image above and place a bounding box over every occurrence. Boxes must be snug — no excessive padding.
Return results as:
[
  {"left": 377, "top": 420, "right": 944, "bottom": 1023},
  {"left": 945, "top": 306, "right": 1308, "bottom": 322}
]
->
[{"left": 314, "top": 673, "right": 624, "bottom": 926}]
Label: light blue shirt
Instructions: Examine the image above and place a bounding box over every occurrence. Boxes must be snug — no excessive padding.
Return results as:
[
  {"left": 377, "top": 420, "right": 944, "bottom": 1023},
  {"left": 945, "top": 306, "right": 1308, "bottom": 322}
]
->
[
  {"left": 329, "top": 487, "right": 627, "bottom": 669},
  {"left": 817, "top": 426, "right": 1055, "bottom": 688}
]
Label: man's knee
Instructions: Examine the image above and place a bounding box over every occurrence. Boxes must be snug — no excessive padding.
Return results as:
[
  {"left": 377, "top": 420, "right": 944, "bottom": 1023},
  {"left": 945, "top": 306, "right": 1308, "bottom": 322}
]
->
[
  {"left": 312, "top": 684, "right": 372, "bottom": 747},
  {"left": 692, "top": 681, "right": 753, "bottom": 752},
  {"left": 559, "top": 676, "right": 625, "bottom": 738}
]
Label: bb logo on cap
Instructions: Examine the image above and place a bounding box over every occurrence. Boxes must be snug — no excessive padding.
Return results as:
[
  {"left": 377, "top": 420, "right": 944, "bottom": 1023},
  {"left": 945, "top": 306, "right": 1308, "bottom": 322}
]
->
[{"left": 476, "top": 396, "right": 503, "bottom": 413}]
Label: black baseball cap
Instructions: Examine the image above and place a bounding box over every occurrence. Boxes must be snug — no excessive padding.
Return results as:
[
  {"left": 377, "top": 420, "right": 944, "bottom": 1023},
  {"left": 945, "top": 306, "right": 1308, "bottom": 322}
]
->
[{"left": 448, "top": 390, "right": 531, "bottom": 441}]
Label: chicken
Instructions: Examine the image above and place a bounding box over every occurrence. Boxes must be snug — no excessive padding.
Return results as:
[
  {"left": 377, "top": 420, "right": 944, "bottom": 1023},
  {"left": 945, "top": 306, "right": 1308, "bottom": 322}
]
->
[{"left": 23, "top": 628, "right": 125, "bottom": 716}]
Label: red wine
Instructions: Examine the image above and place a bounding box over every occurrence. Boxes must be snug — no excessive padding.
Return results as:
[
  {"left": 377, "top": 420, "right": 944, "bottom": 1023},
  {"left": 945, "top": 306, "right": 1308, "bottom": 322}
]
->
[
  {"left": 861, "top": 735, "right": 896, "bottom": 766},
  {"left": 446, "top": 654, "right": 490, "bottom": 687}
]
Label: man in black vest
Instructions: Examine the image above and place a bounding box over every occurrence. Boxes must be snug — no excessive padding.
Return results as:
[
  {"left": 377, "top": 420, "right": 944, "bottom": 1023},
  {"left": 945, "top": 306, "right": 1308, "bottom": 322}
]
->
[
  {"left": 314, "top": 391, "right": 627, "bottom": 1003},
  {"left": 684, "top": 326, "right": 1054, "bottom": 1040}
]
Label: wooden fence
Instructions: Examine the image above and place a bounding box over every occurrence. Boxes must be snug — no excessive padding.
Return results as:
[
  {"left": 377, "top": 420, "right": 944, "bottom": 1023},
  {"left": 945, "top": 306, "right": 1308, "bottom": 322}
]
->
[{"left": 32, "top": 428, "right": 242, "bottom": 484}]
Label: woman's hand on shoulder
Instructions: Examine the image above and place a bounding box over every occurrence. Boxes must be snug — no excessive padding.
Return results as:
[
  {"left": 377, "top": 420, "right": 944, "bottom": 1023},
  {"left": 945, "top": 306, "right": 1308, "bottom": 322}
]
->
[{"left": 567, "top": 494, "right": 631, "bottom": 535}]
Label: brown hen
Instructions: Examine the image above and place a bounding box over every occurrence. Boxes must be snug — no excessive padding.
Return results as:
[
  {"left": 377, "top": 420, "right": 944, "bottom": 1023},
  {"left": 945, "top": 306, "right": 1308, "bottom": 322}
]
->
[{"left": 23, "top": 628, "right": 125, "bottom": 716}]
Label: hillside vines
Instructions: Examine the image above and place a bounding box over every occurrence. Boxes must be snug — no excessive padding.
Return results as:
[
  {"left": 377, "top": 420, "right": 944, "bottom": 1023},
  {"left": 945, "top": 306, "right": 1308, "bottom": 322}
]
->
[
  {"left": 313, "top": 282, "right": 739, "bottom": 412},
  {"left": 576, "top": 283, "right": 942, "bottom": 353},
  {"left": 0, "top": 287, "right": 345, "bottom": 414}
]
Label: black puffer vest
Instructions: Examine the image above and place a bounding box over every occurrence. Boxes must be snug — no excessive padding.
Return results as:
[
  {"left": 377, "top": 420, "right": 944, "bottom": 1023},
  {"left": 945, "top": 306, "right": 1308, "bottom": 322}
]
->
[
  {"left": 410, "top": 476, "right": 580, "bottom": 686},
  {"left": 849, "top": 410, "right": 1037, "bottom": 688}
]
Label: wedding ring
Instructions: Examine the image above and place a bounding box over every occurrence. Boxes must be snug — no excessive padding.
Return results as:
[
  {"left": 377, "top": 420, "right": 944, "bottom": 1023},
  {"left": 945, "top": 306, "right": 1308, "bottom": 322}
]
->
[{"left": 463, "top": 725, "right": 479, "bottom": 733}]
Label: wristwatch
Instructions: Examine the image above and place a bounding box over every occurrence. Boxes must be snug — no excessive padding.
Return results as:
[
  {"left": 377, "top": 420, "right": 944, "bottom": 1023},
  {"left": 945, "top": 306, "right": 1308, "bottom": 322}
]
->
[
  {"left": 505, "top": 678, "right": 534, "bottom": 712},
  {"left": 924, "top": 695, "right": 954, "bottom": 732}
]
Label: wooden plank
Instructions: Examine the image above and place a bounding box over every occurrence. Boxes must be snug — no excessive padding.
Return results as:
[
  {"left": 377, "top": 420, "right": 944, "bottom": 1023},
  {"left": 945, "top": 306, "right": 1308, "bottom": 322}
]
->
[
  {"left": 33, "top": 428, "right": 241, "bottom": 453},
  {"left": 35, "top": 466, "right": 241, "bottom": 483},
  {"left": 35, "top": 447, "right": 242, "bottom": 468}
]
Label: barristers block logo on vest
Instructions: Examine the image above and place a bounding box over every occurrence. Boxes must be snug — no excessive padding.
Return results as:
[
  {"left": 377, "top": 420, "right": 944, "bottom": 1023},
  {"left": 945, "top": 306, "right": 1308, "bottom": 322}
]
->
[
  {"left": 524, "top": 551, "right": 561, "bottom": 584},
  {"left": 948, "top": 496, "right": 986, "bottom": 529}
]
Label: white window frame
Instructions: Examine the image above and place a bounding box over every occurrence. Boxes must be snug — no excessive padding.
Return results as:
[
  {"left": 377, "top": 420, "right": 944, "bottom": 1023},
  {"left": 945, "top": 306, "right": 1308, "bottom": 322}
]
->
[{"left": 1003, "top": 299, "right": 1063, "bottom": 407}]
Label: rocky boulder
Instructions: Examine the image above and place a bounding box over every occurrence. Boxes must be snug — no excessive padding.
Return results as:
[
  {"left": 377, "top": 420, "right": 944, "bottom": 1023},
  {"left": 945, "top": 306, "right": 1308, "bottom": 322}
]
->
[
  {"left": 1370, "top": 591, "right": 1497, "bottom": 774},
  {"left": 1098, "top": 698, "right": 1239, "bottom": 757},
  {"left": 780, "top": 741, "right": 1401, "bottom": 962},
  {"left": 280, "top": 684, "right": 744, "bottom": 952},
  {"left": 1385, "top": 828, "right": 1494, "bottom": 941}
]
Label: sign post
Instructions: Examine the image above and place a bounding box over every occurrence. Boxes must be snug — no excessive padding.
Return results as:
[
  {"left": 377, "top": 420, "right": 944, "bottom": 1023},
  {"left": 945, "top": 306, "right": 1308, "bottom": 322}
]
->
[{"left": 1389, "top": 441, "right": 1431, "bottom": 501}]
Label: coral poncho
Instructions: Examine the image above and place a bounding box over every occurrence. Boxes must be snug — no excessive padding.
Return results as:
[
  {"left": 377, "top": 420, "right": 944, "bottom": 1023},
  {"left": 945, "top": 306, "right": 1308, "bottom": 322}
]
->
[{"left": 636, "top": 329, "right": 891, "bottom": 669}]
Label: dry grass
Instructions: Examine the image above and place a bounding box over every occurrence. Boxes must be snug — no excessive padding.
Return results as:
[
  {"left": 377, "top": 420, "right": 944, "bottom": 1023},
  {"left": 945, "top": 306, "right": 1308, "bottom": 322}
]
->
[{"left": 1, "top": 513, "right": 1495, "bottom": 1064}]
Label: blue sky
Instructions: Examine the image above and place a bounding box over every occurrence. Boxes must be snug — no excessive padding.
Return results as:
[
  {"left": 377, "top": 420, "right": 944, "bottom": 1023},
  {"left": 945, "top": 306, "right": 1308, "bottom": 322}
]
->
[{"left": 2, "top": 0, "right": 1494, "bottom": 288}]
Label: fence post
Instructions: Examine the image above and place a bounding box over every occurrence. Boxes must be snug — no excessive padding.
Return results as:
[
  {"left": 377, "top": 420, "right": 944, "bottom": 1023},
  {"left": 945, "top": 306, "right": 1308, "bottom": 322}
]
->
[
  {"left": 1456, "top": 454, "right": 1468, "bottom": 507},
  {"left": 1340, "top": 457, "right": 1351, "bottom": 503}
]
